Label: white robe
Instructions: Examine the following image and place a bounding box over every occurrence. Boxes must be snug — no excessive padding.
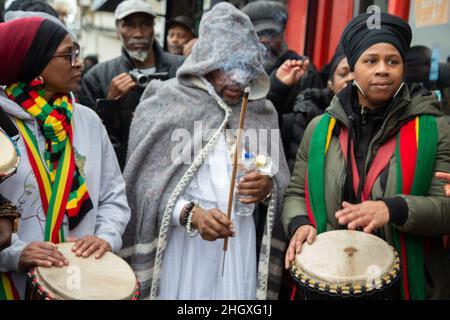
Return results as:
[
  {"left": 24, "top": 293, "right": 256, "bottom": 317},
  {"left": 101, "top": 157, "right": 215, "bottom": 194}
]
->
[{"left": 159, "top": 131, "right": 257, "bottom": 299}]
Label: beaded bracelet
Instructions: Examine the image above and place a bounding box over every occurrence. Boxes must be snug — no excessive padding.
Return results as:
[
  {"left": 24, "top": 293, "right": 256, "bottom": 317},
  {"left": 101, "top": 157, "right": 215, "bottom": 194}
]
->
[
  {"left": 180, "top": 202, "right": 195, "bottom": 227},
  {"left": 186, "top": 206, "right": 199, "bottom": 238}
]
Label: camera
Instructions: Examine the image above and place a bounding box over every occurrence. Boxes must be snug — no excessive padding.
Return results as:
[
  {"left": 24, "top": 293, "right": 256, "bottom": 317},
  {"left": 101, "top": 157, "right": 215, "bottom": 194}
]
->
[{"left": 128, "top": 69, "right": 169, "bottom": 88}]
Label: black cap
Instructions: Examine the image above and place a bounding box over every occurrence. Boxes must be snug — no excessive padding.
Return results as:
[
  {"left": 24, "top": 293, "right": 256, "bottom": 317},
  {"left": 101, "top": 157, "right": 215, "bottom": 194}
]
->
[{"left": 166, "top": 16, "right": 195, "bottom": 36}]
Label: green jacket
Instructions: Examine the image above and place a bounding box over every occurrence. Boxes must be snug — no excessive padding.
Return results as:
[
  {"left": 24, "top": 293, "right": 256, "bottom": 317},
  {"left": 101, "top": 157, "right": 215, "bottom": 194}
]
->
[{"left": 282, "top": 87, "right": 450, "bottom": 299}]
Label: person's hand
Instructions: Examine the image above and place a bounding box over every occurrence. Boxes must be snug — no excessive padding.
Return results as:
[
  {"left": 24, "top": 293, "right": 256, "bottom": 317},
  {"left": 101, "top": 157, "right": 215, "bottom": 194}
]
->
[
  {"left": 237, "top": 172, "right": 273, "bottom": 204},
  {"left": 285, "top": 225, "right": 316, "bottom": 269},
  {"left": 106, "top": 72, "right": 136, "bottom": 100},
  {"left": 436, "top": 172, "right": 450, "bottom": 196},
  {"left": 183, "top": 38, "right": 197, "bottom": 57},
  {"left": 18, "top": 242, "right": 68, "bottom": 271},
  {"left": 191, "top": 207, "right": 235, "bottom": 241},
  {"left": 69, "top": 236, "right": 112, "bottom": 259},
  {"left": 335, "top": 201, "right": 390, "bottom": 233},
  {"left": 0, "top": 218, "right": 13, "bottom": 252},
  {"left": 275, "top": 59, "right": 310, "bottom": 86}
]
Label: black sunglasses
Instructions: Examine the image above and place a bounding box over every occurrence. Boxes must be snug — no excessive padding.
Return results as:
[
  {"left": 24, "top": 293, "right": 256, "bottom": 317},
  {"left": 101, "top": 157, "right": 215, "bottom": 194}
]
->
[{"left": 52, "top": 44, "right": 81, "bottom": 67}]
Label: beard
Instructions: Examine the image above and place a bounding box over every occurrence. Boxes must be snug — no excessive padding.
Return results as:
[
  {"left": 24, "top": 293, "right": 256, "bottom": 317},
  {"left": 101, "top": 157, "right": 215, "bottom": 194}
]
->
[
  {"left": 125, "top": 49, "right": 149, "bottom": 63},
  {"left": 120, "top": 35, "right": 153, "bottom": 63}
]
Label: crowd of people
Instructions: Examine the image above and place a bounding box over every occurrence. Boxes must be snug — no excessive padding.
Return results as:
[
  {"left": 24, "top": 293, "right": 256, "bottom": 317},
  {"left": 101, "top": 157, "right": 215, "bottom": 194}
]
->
[{"left": 0, "top": 0, "right": 449, "bottom": 300}]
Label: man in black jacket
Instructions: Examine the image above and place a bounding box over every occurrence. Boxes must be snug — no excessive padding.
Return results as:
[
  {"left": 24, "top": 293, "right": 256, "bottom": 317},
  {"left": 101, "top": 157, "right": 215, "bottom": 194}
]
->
[
  {"left": 241, "top": 1, "right": 323, "bottom": 130},
  {"left": 79, "top": 0, "right": 184, "bottom": 169}
]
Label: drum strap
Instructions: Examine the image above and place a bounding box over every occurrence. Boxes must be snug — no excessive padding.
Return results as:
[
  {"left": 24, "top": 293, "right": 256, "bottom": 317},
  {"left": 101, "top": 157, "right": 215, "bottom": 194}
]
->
[{"left": 306, "top": 114, "right": 437, "bottom": 300}]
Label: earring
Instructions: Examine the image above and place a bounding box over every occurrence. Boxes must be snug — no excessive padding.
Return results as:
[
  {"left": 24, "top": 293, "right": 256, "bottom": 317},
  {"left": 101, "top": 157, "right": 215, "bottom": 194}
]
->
[
  {"left": 36, "top": 76, "right": 44, "bottom": 85},
  {"left": 327, "top": 80, "right": 334, "bottom": 91}
]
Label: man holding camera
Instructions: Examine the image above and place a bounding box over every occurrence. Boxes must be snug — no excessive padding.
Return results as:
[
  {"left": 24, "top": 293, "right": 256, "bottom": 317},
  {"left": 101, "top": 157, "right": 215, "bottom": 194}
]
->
[{"left": 79, "top": 0, "right": 184, "bottom": 169}]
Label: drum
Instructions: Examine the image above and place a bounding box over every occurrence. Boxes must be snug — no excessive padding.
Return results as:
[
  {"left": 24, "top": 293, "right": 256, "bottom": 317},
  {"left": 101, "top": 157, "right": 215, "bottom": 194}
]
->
[
  {"left": 290, "top": 230, "right": 400, "bottom": 300},
  {"left": 0, "top": 129, "right": 20, "bottom": 182},
  {"left": 27, "top": 243, "right": 140, "bottom": 300}
]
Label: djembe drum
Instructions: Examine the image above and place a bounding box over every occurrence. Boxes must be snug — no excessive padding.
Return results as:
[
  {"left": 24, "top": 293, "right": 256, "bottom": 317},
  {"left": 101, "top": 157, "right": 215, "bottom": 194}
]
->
[
  {"left": 27, "top": 243, "right": 140, "bottom": 300},
  {"left": 290, "top": 230, "right": 400, "bottom": 300},
  {"left": 0, "top": 129, "right": 20, "bottom": 182},
  {"left": 0, "top": 129, "right": 21, "bottom": 234}
]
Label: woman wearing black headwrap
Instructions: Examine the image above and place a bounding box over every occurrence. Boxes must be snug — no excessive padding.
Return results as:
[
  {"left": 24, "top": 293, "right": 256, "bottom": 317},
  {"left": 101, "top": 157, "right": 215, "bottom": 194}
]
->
[
  {"left": 0, "top": 17, "right": 130, "bottom": 299},
  {"left": 282, "top": 12, "right": 450, "bottom": 299}
]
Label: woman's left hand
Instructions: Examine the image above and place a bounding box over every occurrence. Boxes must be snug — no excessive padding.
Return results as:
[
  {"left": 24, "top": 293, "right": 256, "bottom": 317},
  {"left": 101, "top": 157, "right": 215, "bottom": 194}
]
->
[
  {"left": 67, "top": 236, "right": 112, "bottom": 259},
  {"left": 237, "top": 172, "right": 273, "bottom": 204},
  {"left": 335, "top": 201, "right": 390, "bottom": 233}
]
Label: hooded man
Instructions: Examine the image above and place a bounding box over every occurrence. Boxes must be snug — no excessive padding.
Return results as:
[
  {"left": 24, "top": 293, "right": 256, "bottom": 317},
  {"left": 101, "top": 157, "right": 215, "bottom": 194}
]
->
[
  {"left": 78, "top": 0, "right": 184, "bottom": 169},
  {"left": 121, "top": 3, "right": 290, "bottom": 300}
]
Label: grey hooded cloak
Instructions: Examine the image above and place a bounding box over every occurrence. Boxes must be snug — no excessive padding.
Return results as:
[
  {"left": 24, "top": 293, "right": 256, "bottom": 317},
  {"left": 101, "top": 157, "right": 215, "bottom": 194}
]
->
[{"left": 121, "top": 2, "right": 290, "bottom": 300}]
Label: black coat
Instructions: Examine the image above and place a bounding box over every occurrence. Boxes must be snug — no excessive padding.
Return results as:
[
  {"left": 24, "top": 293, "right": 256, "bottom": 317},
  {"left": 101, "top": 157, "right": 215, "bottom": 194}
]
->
[
  {"left": 282, "top": 87, "right": 333, "bottom": 173},
  {"left": 78, "top": 42, "right": 184, "bottom": 169}
]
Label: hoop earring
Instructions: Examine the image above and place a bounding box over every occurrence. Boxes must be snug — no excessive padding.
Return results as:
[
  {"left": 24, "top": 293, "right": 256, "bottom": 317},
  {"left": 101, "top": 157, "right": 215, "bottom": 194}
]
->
[{"left": 36, "top": 76, "right": 44, "bottom": 85}]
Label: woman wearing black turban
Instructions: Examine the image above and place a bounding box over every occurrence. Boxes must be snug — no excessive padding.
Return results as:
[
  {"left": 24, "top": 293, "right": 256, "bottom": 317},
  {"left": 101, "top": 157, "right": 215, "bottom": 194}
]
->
[
  {"left": 0, "top": 17, "right": 130, "bottom": 299},
  {"left": 282, "top": 13, "right": 450, "bottom": 299}
]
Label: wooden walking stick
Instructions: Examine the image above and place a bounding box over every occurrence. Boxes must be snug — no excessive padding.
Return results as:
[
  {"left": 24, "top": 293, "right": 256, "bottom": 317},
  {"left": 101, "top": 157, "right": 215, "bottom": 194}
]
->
[{"left": 222, "top": 87, "right": 250, "bottom": 277}]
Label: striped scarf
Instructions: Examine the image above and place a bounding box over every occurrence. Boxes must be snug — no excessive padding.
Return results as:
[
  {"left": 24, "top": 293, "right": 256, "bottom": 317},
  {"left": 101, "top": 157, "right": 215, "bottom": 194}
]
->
[{"left": 5, "top": 79, "right": 93, "bottom": 241}]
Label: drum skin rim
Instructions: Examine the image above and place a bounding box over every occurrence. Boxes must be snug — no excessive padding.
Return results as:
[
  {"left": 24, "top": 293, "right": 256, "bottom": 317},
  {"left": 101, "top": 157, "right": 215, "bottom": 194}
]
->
[
  {"left": 27, "top": 268, "right": 141, "bottom": 300},
  {"left": 289, "top": 232, "right": 402, "bottom": 297}
]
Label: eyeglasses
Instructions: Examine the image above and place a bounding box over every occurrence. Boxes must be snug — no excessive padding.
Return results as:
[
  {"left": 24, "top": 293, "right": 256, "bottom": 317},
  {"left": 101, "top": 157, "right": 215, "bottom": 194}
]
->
[{"left": 52, "top": 47, "right": 80, "bottom": 67}]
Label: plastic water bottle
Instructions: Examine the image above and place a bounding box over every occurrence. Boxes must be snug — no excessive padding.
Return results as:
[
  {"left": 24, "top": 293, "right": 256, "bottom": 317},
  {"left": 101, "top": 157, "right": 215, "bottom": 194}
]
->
[{"left": 235, "top": 152, "right": 256, "bottom": 216}]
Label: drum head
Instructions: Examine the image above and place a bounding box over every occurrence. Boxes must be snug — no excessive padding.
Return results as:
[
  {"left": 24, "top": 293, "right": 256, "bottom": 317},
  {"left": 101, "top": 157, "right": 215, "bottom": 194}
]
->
[
  {"left": 294, "top": 230, "right": 398, "bottom": 289},
  {"left": 0, "top": 130, "right": 19, "bottom": 179},
  {"left": 35, "top": 243, "right": 137, "bottom": 300}
]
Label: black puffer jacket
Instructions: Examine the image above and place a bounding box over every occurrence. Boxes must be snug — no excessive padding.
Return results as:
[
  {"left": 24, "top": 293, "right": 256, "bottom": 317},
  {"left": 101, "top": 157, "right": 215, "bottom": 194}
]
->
[
  {"left": 78, "top": 42, "right": 184, "bottom": 169},
  {"left": 282, "top": 87, "right": 333, "bottom": 173}
]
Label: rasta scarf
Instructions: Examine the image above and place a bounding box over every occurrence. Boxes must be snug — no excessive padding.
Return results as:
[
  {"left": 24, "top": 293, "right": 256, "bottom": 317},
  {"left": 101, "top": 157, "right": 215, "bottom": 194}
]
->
[
  {"left": 5, "top": 79, "right": 93, "bottom": 243},
  {"left": 306, "top": 113, "right": 437, "bottom": 300}
]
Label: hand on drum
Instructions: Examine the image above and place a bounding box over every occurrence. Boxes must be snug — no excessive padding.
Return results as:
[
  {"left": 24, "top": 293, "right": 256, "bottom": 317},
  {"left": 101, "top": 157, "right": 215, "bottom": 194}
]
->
[
  {"left": 335, "top": 201, "right": 389, "bottom": 233},
  {"left": 192, "top": 207, "right": 235, "bottom": 241},
  {"left": 67, "top": 236, "right": 112, "bottom": 259},
  {"left": 237, "top": 172, "right": 273, "bottom": 204},
  {"left": 285, "top": 225, "right": 316, "bottom": 269},
  {"left": 19, "top": 242, "right": 68, "bottom": 271}
]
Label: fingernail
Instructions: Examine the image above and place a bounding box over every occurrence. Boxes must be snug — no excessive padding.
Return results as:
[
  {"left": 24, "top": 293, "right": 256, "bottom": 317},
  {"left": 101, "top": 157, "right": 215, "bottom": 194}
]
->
[
  {"left": 239, "top": 178, "right": 244, "bottom": 182},
  {"left": 231, "top": 232, "right": 236, "bottom": 237}
]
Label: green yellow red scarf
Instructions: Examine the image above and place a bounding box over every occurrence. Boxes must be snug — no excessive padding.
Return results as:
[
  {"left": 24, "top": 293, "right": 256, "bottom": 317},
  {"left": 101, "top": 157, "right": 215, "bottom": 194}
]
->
[
  {"left": 306, "top": 113, "right": 437, "bottom": 300},
  {"left": 6, "top": 79, "right": 93, "bottom": 242}
]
